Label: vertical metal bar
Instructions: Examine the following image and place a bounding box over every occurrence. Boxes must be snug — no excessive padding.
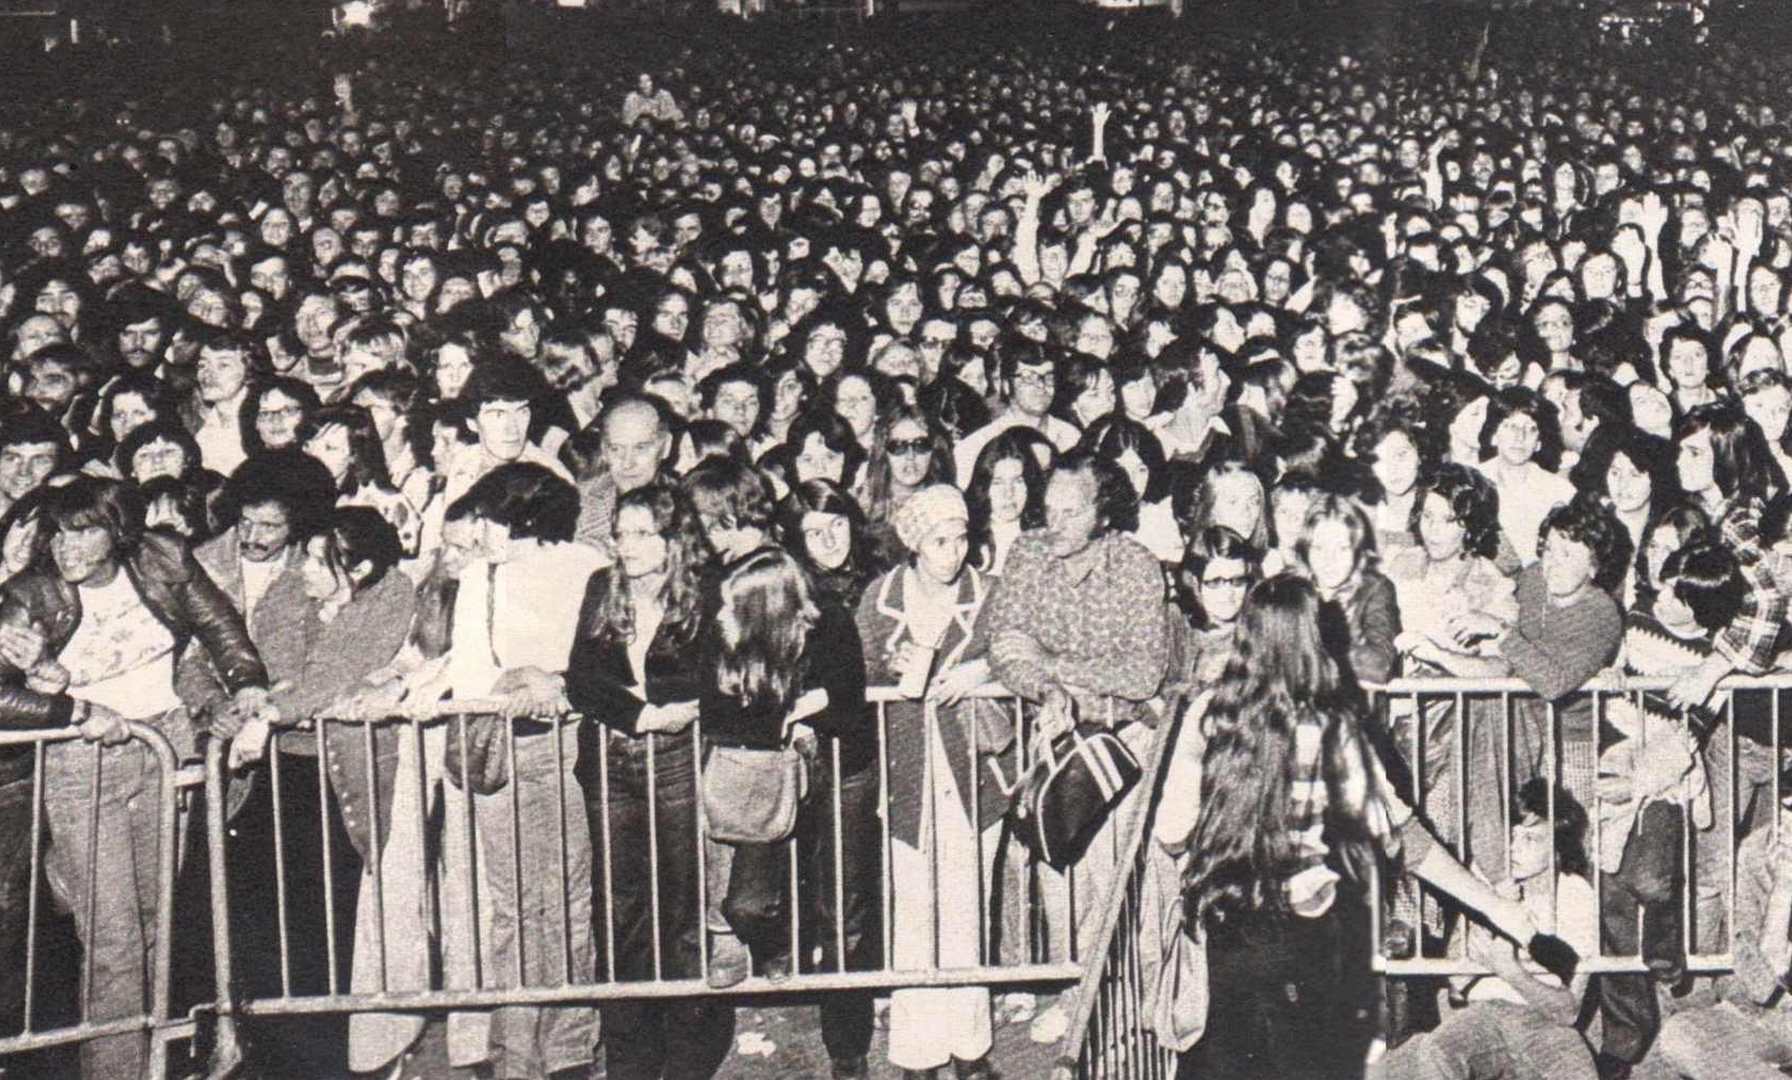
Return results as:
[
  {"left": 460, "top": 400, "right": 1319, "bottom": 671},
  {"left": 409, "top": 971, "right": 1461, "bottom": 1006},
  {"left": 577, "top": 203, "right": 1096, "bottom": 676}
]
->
[
  {"left": 831, "top": 738, "right": 845, "bottom": 973},
  {"left": 505, "top": 717, "right": 524, "bottom": 987},
  {"left": 692, "top": 721, "right": 708, "bottom": 986},
  {"left": 925, "top": 699, "right": 940, "bottom": 970},
  {"left": 82, "top": 741, "right": 101, "bottom": 1015},
  {"left": 787, "top": 826, "right": 801, "bottom": 974},
  {"left": 1456, "top": 691, "right": 1467, "bottom": 865},
  {"left": 361, "top": 718, "right": 388, "bottom": 992},
  {"left": 147, "top": 730, "right": 178, "bottom": 1035},
  {"left": 413, "top": 718, "right": 436, "bottom": 951},
  {"left": 598, "top": 728, "right": 616, "bottom": 982},
  {"left": 1729, "top": 690, "right": 1739, "bottom": 954},
  {"left": 203, "top": 738, "right": 241, "bottom": 1068},
  {"left": 972, "top": 699, "right": 987, "bottom": 965},
  {"left": 878, "top": 701, "right": 893, "bottom": 969},
  {"left": 1501, "top": 690, "right": 1512, "bottom": 881},
  {"left": 458, "top": 715, "right": 484, "bottom": 988},
  {"left": 552, "top": 713, "right": 572, "bottom": 985},
  {"left": 315, "top": 725, "right": 341, "bottom": 994},
  {"left": 645, "top": 731, "right": 663, "bottom": 981},
  {"left": 269, "top": 736, "right": 293, "bottom": 995},
  {"left": 23, "top": 740, "right": 44, "bottom": 1030},
  {"left": 1547, "top": 700, "right": 1559, "bottom": 932},
  {"left": 1413, "top": 687, "right": 1427, "bottom": 946}
]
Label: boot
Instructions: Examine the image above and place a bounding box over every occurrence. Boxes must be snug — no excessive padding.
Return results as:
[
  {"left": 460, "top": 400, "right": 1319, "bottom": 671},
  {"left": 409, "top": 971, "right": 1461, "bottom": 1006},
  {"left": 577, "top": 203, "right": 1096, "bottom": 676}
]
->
[
  {"left": 831, "top": 1055, "right": 870, "bottom": 1079},
  {"left": 901, "top": 1070, "right": 938, "bottom": 1080},
  {"left": 952, "top": 1055, "right": 995, "bottom": 1079}
]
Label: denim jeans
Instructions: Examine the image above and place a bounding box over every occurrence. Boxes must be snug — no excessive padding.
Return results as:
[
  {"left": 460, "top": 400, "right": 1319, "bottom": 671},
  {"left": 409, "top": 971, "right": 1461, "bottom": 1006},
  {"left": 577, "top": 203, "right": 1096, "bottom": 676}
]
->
[
  {"left": 722, "top": 755, "right": 882, "bottom": 1064},
  {"left": 42, "top": 740, "right": 160, "bottom": 1080},
  {"left": 1599, "top": 800, "right": 1684, "bottom": 1063},
  {"left": 586, "top": 729, "right": 732, "bottom": 1080}
]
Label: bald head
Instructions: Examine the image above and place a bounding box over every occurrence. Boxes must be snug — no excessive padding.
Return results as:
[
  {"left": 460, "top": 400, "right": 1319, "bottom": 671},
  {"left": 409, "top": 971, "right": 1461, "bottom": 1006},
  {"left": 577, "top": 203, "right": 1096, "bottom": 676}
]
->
[{"left": 601, "top": 397, "right": 671, "bottom": 493}]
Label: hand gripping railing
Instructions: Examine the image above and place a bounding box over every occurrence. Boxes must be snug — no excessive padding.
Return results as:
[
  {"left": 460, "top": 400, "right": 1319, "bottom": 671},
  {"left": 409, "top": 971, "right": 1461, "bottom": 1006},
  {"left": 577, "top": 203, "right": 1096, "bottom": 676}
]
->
[
  {"left": 0, "top": 723, "right": 185, "bottom": 1080},
  {"left": 201, "top": 685, "right": 1101, "bottom": 1073}
]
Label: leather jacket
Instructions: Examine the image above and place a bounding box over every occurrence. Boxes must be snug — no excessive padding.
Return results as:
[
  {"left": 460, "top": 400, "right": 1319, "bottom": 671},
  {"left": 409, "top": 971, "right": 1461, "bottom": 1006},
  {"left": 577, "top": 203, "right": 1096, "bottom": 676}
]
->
[{"left": 0, "top": 530, "right": 268, "bottom": 786}]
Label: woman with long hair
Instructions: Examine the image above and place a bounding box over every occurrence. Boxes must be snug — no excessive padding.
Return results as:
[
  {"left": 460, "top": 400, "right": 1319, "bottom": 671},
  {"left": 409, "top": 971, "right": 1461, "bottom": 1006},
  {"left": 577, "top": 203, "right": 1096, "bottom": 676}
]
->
[
  {"left": 1174, "top": 574, "right": 1549, "bottom": 1080},
  {"left": 702, "top": 546, "right": 877, "bottom": 1079},
  {"left": 778, "top": 478, "right": 885, "bottom": 611},
  {"left": 859, "top": 404, "right": 955, "bottom": 549},
  {"left": 564, "top": 483, "right": 734, "bottom": 1080},
  {"left": 965, "top": 428, "right": 1051, "bottom": 576},
  {"left": 300, "top": 404, "right": 421, "bottom": 559}
]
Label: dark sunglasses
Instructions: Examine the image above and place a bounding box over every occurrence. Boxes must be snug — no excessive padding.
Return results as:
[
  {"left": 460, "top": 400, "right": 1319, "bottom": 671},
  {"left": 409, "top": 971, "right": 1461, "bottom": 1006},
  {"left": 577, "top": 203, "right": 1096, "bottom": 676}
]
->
[{"left": 887, "top": 437, "right": 933, "bottom": 457}]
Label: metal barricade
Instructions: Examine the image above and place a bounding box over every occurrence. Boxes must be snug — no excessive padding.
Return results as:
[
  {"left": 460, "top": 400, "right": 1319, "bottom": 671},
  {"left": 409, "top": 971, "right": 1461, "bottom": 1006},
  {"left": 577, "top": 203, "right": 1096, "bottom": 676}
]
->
[
  {"left": 1048, "top": 672, "right": 1792, "bottom": 1078},
  {"left": 202, "top": 685, "right": 1115, "bottom": 1068},
  {"left": 1050, "top": 704, "right": 1179, "bottom": 1080},
  {"left": 1365, "top": 673, "right": 1781, "bottom": 979},
  {"left": 0, "top": 723, "right": 185, "bottom": 1080}
]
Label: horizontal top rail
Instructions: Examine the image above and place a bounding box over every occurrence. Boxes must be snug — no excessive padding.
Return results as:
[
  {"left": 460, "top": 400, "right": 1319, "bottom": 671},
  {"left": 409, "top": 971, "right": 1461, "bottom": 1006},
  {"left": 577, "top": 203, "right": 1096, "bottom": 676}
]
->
[{"left": 1366, "top": 672, "right": 1792, "bottom": 695}]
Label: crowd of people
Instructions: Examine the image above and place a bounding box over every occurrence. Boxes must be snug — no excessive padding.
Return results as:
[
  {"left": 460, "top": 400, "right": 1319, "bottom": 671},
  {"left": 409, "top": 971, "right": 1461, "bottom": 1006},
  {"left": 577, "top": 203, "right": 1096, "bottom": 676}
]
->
[{"left": 5, "top": 1, "right": 1792, "bottom": 1078}]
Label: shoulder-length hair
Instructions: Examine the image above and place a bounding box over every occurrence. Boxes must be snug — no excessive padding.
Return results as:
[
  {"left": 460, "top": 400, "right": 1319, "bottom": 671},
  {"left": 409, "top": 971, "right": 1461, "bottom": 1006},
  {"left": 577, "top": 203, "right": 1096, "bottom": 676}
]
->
[
  {"left": 1295, "top": 492, "right": 1376, "bottom": 576},
  {"left": 1409, "top": 463, "right": 1501, "bottom": 561},
  {"left": 36, "top": 476, "right": 146, "bottom": 566},
  {"left": 1175, "top": 525, "right": 1263, "bottom": 629},
  {"left": 1480, "top": 385, "right": 1564, "bottom": 472},
  {"left": 300, "top": 404, "right": 394, "bottom": 497},
  {"left": 1077, "top": 414, "right": 1170, "bottom": 504},
  {"left": 313, "top": 505, "right": 404, "bottom": 599},
  {"left": 1179, "top": 458, "right": 1269, "bottom": 550},
  {"left": 450, "top": 462, "right": 579, "bottom": 544},
  {"left": 860, "top": 405, "right": 954, "bottom": 526},
  {"left": 587, "top": 482, "right": 712, "bottom": 650},
  {"left": 1183, "top": 573, "right": 1379, "bottom": 925},
  {"left": 1539, "top": 492, "right": 1633, "bottom": 596},
  {"left": 713, "top": 546, "right": 820, "bottom": 712},
  {"left": 778, "top": 477, "right": 880, "bottom": 588},
  {"left": 1677, "top": 399, "right": 1777, "bottom": 504}
]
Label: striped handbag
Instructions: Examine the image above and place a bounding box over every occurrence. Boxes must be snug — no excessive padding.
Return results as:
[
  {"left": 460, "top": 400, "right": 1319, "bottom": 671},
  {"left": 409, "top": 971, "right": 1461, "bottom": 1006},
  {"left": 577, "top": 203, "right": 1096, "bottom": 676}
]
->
[{"left": 994, "top": 723, "right": 1143, "bottom": 869}]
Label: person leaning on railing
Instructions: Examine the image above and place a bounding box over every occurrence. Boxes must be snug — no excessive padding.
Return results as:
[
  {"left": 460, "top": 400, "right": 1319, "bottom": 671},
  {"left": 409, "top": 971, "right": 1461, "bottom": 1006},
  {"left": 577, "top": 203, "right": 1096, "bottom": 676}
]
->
[
  {"left": 0, "top": 476, "right": 271, "bottom": 1080},
  {"left": 1175, "top": 574, "right": 1565, "bottom": 1080},
  {"left": 854, "top": 484, "right": 1008, "bottom": 1080},
  {"left": 224, "top": 506, "right": 418, "bottom": 1076},
  {"left": 978, "top": 450, "right": 1169, "bottom": 1040},
  {"left": 564, "top": 482, "right": 735, "bottom": 1080},
  {"left": 701, "top": 544, "right": 878, "bottom": 1080}
]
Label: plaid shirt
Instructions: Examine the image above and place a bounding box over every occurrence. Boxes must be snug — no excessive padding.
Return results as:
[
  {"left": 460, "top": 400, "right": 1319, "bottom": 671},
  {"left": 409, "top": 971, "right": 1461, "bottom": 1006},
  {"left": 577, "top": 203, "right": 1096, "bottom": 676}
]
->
[
  {"left": 1716, "top": 497, "right": 1788, "bottom": 675},
  {"left": 1284, "top": 706, "right": 1424, "bottom": 916}
]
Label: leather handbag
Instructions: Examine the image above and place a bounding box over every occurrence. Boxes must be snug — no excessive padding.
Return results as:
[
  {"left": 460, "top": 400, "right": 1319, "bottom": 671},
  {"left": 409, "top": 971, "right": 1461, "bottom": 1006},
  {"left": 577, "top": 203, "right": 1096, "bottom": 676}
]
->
[
  {"left": 702, "top": 742, "right": 810, "bottom": 845},
  {"left": 992, "top": 717, "right": 1143, "bottom": 869}
]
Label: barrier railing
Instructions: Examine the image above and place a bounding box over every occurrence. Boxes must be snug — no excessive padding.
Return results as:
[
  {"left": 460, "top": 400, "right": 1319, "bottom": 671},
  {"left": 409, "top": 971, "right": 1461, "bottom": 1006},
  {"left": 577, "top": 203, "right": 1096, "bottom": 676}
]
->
[
  {"left": 1050, "top": 709, "right": 1178, "bottom": 1080},
  {"left": 1365, "top": 673, "right": 1780, "bottom": 978},
  {"left": 1048, "top": 672, "right": 1792, "bottom": 1078},
  {"left": 202, "top": 685, "right": 1114, "bottom": 1069},
  {"left": 0, "top": 723, "right": 186, "bottom": 1080}
]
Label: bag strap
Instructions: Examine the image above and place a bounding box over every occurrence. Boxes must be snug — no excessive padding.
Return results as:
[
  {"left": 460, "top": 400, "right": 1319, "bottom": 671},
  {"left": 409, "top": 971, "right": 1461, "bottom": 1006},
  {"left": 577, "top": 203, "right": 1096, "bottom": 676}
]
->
[{"left": 986, "top": 811, "right": 1014, "bottom": 963}]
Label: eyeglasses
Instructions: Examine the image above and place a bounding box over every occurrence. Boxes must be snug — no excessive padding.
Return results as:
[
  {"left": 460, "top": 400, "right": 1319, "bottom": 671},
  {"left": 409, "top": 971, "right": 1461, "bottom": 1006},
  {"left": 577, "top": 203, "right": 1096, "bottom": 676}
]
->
[
  {"left": 1200, "top": 574, "right": 1252, "bottom": 591},
  {"left": 887, "top": 437, "right": 932, "bottom": 457},
  {"left": 1013, "top": 369, "right": 1055, "bottom": 389}
]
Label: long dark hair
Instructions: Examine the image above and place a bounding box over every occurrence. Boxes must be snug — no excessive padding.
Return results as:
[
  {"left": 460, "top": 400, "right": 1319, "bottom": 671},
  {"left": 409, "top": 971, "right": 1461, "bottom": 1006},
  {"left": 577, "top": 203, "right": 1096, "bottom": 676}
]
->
[
  {"left": 587, "top": 482, "right": 711, "bottom": 651},
  {"left": 713, "top": 546, "right": 819, "bottom": 711},
  {"left": 1183, "top": 574, "right": 1379, "bottom": 927}
]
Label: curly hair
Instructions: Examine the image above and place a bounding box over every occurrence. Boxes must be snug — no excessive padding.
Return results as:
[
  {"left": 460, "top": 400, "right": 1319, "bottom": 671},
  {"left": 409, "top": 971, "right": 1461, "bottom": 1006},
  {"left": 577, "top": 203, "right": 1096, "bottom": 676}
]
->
[
  {"left": 1539, "top": 492, "right": 1633, "bottom": 596},
  {"left": 1409, "top": 463, "right": 1502, "bottom": 561}
]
